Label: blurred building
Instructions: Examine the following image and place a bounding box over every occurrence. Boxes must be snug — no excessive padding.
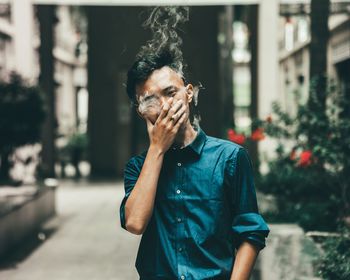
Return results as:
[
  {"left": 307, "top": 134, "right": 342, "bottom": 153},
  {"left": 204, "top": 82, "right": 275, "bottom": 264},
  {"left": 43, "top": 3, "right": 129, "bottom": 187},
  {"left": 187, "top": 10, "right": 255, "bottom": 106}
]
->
[
  {"left": 0, "top": 1, "right": 87, "bottom": 180},
  {"left": 0, "top": 2, "right": 87, "bottom": 136},
  {"left": 0, "top": 2, "right": 36, "bottom": 81},
  {"left": 54, "top": 6, "right": 88, "bottom": 136},
  {"left": 278, "top": 2, "right": 350, "bottom": 115},
  {"left": 0, "top": 0, "right": 281, "bottom": 178},
  {"left": 2, "top": 0, "right": 348, "bottom": 178}
]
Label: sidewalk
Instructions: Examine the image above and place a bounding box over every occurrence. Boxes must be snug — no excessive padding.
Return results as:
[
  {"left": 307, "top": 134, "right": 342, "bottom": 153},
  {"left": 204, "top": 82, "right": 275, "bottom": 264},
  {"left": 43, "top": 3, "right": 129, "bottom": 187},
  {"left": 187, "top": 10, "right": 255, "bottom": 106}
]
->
[{"left": 0, "top": 179, "right": 140, "bottom": 280}]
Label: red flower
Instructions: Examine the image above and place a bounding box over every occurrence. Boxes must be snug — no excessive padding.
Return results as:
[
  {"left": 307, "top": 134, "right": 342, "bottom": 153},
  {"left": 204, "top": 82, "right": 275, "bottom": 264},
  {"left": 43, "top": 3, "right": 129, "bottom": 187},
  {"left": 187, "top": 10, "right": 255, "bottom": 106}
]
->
[
  {"left": 227, "top": 129, "right": 246, "bottom": 145},
  {"left": 231, "top": 134, "right": 246, "bottom": 145},
  {"left": 251, "top": 128, "right": 265, "bottom": 141},
  {"left": 297, "top": 150, "right": 313, "bottom": 167},
  {"left": 227, "top": 128, "right": 235, "bottom": 139}
]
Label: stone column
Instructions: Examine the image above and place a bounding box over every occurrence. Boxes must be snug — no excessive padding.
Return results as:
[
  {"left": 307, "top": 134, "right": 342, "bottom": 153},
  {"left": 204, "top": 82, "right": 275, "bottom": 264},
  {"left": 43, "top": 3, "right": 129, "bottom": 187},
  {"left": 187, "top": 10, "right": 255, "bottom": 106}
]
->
[
  {"left": 258, "top": 0, "right": 279, "bottom": 119},
  {"left": 37, "top": 5, "right": 57, "bottom": 178},
  {"left": 257, "top": 0, "right": 279, "bottom": 162},
  {"left": 12, "top": 0, "right": 35, "bottom": 80}
]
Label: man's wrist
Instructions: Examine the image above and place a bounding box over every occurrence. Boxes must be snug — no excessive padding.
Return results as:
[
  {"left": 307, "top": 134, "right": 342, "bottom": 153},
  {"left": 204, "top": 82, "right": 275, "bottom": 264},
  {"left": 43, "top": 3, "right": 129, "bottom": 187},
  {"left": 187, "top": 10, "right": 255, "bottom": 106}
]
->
[{"left": 148, "top": 144, "right": 166, "bottom": 158}]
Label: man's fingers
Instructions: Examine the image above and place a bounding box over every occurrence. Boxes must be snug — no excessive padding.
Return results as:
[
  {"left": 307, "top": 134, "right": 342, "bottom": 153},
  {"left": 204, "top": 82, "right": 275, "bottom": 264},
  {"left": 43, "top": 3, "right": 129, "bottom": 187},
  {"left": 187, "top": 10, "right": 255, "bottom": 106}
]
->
[
  {"left": 170, "top": 105, "right": 186, "bottom": 123},
  {"left": 166, "top": 100, "right": 183, "bottom": 120},
  {"left": 156, "top": 97, "right": 174, "bottom": 124},
  {"left": 145, "top": 117, "right": 153, "bottom": 132},
  {"left": 173, "top": 110, "right": 187, "bottom": 131}
]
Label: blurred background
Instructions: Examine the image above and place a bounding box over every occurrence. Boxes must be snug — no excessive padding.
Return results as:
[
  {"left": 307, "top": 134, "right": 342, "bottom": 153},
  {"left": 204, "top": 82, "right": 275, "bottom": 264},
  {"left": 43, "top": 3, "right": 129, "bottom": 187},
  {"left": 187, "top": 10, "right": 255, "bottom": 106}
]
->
[{"left": 0, "top": 0, "right": 349, "bottom": 279}]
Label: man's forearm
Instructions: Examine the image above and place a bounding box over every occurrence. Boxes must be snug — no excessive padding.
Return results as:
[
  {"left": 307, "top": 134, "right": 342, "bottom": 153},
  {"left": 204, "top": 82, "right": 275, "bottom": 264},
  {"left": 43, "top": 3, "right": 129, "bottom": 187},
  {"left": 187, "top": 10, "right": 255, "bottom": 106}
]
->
[
  {"left": 124, "top": 145, "right": 164, "bottom": 234},
  {"left": 230, "top": 241, "right": 260, "bottom": 280}
]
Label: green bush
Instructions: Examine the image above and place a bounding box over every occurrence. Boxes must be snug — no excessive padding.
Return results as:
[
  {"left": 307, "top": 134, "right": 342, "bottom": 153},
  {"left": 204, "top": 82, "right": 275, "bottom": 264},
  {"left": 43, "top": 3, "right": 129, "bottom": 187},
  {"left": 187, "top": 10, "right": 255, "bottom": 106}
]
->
[
  {"left": 254, "top": 78, "right": 350, "bottom": 232},
  {"left": 257, "top": 159, "right": 340, "bottom": 231},
  {"left": 316, "top": 225, "right": 350, "bottom": 280}
]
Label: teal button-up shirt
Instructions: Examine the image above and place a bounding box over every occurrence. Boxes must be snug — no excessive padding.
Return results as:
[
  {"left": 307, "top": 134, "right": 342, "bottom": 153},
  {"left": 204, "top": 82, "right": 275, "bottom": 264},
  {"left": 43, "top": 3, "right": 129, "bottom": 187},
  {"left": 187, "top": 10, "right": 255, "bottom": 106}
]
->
[{"left": 120, "top": 125, "right": 270, "bottom": 280}]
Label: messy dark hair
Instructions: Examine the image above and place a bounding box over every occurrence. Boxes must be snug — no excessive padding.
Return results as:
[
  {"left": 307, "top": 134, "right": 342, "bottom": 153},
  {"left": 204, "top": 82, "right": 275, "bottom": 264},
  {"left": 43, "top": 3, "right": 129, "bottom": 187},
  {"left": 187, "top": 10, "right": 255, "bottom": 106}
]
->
[
  {"left": 126, "top": 48, "right": 186, "bottom": 104},
  {"left": 126, "top": 6, "right": 189, "bottom": 104}
]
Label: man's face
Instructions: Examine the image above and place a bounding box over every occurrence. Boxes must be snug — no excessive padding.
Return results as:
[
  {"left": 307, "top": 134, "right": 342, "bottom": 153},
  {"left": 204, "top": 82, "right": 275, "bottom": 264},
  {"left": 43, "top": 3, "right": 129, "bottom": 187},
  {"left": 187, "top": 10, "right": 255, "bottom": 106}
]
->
[{"left": 135, "top": 66, "right": 194, "bottom": 125}]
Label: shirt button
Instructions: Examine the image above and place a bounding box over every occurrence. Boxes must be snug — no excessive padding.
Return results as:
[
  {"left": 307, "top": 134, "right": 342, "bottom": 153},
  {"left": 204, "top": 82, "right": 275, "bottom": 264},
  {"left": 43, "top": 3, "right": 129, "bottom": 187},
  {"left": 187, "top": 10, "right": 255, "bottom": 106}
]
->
[
  {"left": 178, "top": 247, "right": 183, "bottom": 252},
  {"left": 177, "top": 217, "right": 182, "bottom": 223},
  {"left": 177, "top": 162, "right": 182, "bottom": 167},
  {"left": 176, "top": 189, "right": 181, "bottom": 194},
  {"left": 180, "top": 275, "right": 185, "bottom": 280}
]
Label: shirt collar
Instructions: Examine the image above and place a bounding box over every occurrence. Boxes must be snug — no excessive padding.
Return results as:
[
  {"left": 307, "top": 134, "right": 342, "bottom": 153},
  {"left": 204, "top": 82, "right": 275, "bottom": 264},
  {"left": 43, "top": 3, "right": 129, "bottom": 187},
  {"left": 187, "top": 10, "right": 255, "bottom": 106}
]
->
[{"left": 170, "top": 125, "right": 207, "bottom": 156}]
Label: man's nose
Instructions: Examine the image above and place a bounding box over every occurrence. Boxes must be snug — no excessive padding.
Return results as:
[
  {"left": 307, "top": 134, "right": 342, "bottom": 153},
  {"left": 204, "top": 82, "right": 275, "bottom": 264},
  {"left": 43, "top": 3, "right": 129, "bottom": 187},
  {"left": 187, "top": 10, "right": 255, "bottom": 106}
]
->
[{"left": 160, "top": 96, "right": 170, "bottom": 107}]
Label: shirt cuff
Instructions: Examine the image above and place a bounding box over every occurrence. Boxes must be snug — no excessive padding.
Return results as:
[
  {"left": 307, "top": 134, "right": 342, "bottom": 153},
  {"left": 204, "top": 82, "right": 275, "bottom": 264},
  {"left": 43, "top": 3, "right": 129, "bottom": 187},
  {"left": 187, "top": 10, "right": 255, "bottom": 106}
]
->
[
  {"left": 119, "top": 194, "right": 130, "bottom": 230},
  {"left": 232, "top": 212, "right": 270, "bottom": 250}
]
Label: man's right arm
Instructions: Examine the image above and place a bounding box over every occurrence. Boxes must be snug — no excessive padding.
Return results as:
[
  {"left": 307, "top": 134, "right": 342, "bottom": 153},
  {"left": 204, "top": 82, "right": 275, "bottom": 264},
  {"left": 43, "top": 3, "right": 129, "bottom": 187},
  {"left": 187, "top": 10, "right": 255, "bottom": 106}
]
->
[
  {"left": 123, "top": 97, "right": 186, "bottom": 235},
  {"left": 124, "top": 145, "right": 164, "bottom": 235}
]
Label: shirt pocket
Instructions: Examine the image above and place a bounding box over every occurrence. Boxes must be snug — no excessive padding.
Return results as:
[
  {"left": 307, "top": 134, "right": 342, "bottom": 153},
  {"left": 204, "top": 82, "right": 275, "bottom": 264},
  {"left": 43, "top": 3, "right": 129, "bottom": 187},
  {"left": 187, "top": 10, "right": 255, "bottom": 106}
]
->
[
  {"left": 188, "top": 169, "right": 225, "bottom": 201},
  {"left": 190, "top": 198, "right": 229, "bottom": 245}
]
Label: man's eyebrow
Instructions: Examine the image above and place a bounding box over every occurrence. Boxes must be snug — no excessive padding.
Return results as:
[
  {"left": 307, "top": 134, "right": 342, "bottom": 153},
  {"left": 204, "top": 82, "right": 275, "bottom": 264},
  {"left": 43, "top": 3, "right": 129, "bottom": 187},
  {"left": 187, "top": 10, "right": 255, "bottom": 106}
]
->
[
  {"left": 139, "top": 92, "right": 156, "bottom": 102},
  {"left": 161, "top": 85, "right": 177, "bottom": 92}
]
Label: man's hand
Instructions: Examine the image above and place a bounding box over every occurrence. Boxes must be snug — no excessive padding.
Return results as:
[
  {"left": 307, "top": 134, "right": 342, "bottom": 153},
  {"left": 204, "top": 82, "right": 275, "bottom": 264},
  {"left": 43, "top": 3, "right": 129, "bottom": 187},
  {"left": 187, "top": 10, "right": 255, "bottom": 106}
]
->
[{"left": 146, "top": 97, "right": 187, "bottom": 154}]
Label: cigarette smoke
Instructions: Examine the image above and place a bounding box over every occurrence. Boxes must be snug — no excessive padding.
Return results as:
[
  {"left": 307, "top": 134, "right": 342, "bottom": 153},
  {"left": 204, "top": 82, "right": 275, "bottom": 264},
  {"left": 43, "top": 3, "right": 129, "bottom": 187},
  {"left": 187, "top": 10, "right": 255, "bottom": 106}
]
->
[
  {"left": 137, "top": 6, "right": 189, "bottom": 75},
  {"left": 137, "top": 6, "right": 203, "bottom": 128},
  {"left": 138, "top": 94, "right": 161, "bottom": 117}
]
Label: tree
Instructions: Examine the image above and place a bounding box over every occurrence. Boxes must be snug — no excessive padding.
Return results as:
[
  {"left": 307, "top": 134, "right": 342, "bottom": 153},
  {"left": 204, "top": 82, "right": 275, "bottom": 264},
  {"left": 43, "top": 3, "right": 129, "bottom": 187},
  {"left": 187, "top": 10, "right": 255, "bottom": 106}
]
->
[{"left": 0, "top": 73, "right": 46, "bottom": 185}]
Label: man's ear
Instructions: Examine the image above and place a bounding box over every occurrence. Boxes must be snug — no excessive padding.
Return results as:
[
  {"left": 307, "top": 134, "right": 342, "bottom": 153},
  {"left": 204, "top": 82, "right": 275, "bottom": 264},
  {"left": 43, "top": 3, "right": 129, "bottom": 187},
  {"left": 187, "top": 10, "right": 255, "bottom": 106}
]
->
[{"left": 186, "top": 84, "right": 194, "bottom": 104}]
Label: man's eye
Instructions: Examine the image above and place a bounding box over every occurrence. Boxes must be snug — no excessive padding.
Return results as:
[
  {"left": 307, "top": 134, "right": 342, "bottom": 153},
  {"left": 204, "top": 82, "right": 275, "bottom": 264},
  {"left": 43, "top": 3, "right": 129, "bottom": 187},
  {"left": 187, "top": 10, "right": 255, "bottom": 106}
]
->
[{"left": 167, "top": 91, "right": 176, "bottom": 96}]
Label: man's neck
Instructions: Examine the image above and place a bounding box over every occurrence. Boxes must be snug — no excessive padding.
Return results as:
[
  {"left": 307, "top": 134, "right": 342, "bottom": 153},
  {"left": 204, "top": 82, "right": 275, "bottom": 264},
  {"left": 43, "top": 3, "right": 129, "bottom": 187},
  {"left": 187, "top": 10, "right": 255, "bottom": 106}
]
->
[{"left": 173, "top": 121, "right": 198, "bottom": 149}]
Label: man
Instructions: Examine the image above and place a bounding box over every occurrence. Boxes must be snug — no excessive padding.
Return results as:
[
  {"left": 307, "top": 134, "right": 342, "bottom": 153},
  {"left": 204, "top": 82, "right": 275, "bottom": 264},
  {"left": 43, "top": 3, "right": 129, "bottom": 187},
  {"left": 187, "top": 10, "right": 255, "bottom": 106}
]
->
[{"left": 119, "top": 49, "right": 270, "bottom": 280}]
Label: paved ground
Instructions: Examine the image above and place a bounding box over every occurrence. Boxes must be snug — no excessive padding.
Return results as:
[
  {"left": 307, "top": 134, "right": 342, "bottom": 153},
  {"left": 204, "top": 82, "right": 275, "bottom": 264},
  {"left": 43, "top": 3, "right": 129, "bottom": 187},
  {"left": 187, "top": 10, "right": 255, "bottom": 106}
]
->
[
  {"left": 0, "top": 179, "right": 141, "bottom": 280},
  {"left": 0, "top": 179, "right": 320, "bottom": 280}
]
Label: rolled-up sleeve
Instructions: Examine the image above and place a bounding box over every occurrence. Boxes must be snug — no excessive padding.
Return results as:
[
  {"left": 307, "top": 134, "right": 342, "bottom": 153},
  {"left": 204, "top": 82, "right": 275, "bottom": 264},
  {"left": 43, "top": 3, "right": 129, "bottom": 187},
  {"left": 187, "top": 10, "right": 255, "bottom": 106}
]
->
[
  {"left": 230, "top": 147, "right": 270, "bottom": 250},
  {"left": 119, "top": 156, "right": 141, "bottom": 230}
]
